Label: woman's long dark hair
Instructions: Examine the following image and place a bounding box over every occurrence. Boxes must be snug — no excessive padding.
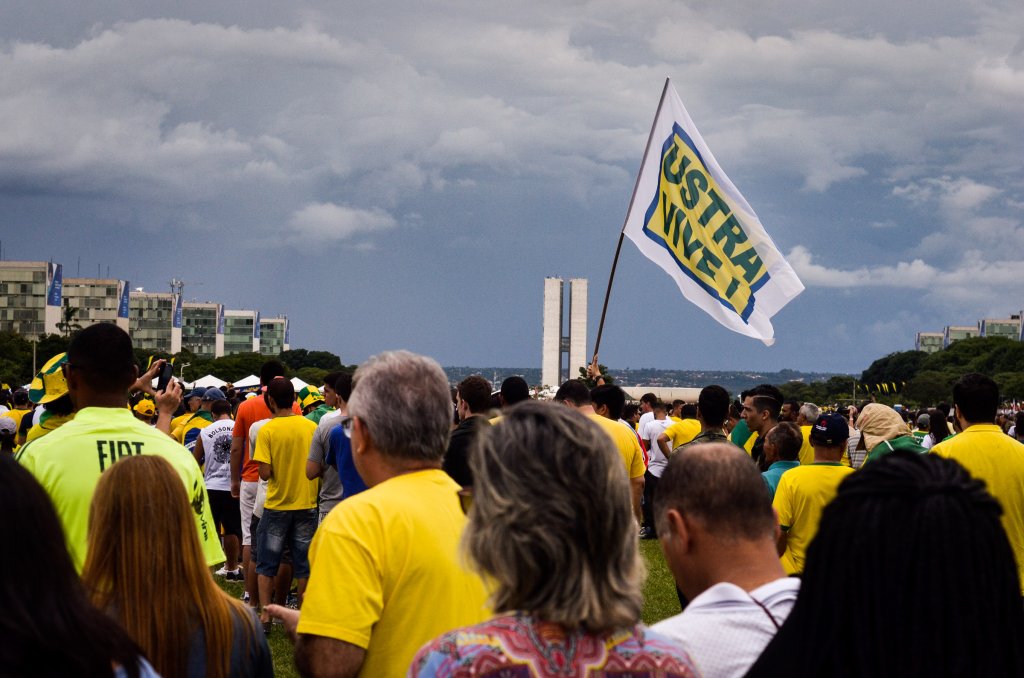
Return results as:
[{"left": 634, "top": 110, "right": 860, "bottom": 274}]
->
[
  {"left": 0, "top": 456, "right": 145, "bottom": 677},
  {"left": 928, "top": 407, "right": 954, "bottom": 446},
  {"left": 748, "top": 451, "right": 1024, "bottom": 677}
]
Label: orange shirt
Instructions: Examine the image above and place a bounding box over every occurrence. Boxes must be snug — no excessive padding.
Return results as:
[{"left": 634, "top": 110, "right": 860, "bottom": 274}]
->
[{"left": 232, "top": 393, "right": 301, "bottom": 482}]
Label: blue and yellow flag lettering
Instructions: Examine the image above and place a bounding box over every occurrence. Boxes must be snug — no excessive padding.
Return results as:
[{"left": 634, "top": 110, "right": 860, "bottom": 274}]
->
[{"left": 642, "top": 123, "right": 769, "bottom": 321}]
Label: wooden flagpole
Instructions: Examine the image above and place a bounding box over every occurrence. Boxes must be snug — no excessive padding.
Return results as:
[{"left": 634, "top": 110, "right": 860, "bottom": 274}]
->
[{"left": 592, "top": 77, "right": 672, "bottom": 366}]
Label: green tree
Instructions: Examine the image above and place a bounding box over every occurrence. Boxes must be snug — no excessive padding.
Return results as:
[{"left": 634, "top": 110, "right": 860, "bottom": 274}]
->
[
  {"left": 280, "top": 349, "right": 342, "bottom": 372},
  {"left": 295, "top": 367, "right": 329, "bottom": 386},
  {"left": 995, "top": 372, "right": 1024, "bottom": 401},
  {"left": 860, "top": 350, "right": 926, "bottom": 386},
  {"left": 903, "top": 370, "right": 958, "bottom": 406},
  {"left": 56, "top": 299, "right": 82, "bottom": 338}
]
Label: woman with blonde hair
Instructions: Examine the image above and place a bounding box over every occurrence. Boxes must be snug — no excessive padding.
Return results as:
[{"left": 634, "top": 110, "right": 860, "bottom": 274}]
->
[
  {"left": 83, "top": 455, "right": 272, "bottom": 678},
  {"left": 0, "top": 456, "right": 155, "bottom": 677},
  {"left": 410, "top": 401, "right": 697, "bottom": 676}
]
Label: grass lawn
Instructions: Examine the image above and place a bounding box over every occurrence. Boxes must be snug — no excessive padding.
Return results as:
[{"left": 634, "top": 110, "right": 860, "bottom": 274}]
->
[{"left": 213, "top": 542, "right": 678, "bottom": 677}]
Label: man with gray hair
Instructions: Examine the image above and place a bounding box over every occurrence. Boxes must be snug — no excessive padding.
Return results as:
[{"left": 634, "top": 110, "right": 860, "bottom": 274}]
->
[
  {"left": 267, "top": 351, "right": 490, "bottom": 677},
  {"left": 652, "top": 442, "right": 799, "bottom": 677},
  {"left": 794, "top": 402, "right": 820, "bottom": 465}
]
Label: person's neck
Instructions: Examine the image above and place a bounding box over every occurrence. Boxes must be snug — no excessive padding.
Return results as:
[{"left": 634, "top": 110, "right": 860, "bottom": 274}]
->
[
  {"left": 365, "top": 455, "right": 442, "bottom": 486},
  {"left": 757, "top": 419, "right": 777, "bottom": 437},
  {"left": 272, "top": 409, "right": 295, "bottom": 418},
  {"left": 576, "top": 404, "right": 596, "bottom": 416},
  {"left": 812, "top": 447, "right": 843, "bottom": 463},
  {"left": 688, "top": 539, "right": 787, "bottom": 598},
  {"left": 700, "top": 421, "right": 725, "bottom": 434},
  {"left": 73, "top": 391, "right": 127, "bottom": 410}
]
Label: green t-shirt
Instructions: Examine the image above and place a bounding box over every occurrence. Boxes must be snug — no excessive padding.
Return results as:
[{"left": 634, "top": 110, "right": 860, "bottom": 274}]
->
[
  {"left": 17, "top": 406, "right": 225, "bottom": 571},
  {"left": 305, "top": 403, "right": 334, "bottom": 425},
  {"left": 730, "top": 418, "right": 752, "bottom": 448},
  {"left": 865, "top": 435, "right": 928, "bottom": 464}
]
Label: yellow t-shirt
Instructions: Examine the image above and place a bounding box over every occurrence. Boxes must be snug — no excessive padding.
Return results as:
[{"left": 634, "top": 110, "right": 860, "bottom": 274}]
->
[
  {"left": 169, "top": 410, "right": 194, "bottom": 433},
  {"left": 797, "top": 426, "right": 852, "bottom": 467},
  {"left": 15, "top": 407, "right": 224, "bottom": 571},
  {"left": 932, "top": 425, "right": 1024, "bottom": 593},
  {"left": 252, "top": 415, "right": 319, "bottom": 511},
  {"left": 773, "top": 462, "right": 854, "bottom": 575},
  {"left": 298, "top": 469, "right": 490, "bottom": 677},
  {"left": 797, "top": 426, "right": 814, "bottom": 466},
  {"left": 744, "top": 431, "right": 758, "bottom": 455},
  {"left": 25, "top": 412, "right": 75, "bottom": 443},
  {"left": 588, "top": 414, "right": 646, "bottom": 479},
  {"left": 663, "top": 418, "right": 701, "bottom": 450}
]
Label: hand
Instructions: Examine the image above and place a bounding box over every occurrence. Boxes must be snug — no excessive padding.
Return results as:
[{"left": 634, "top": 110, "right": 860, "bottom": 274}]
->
[
  {"left": 131, "top": 359, "right": 165, "bottom": 396},
  {"left": 264, "top": 604, "right": 300, "bottom": 642},
  {"left": 155, "top": 378, "right": 182, "bottom": 415},
  {"left": 230, "top": 478, "right": 240, "bottom": 499},
  {"left": 587, "top": 357, "right": 600, "bottom": 380}
]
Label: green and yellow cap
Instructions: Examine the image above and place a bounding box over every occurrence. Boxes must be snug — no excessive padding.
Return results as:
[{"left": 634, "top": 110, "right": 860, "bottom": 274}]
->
[
  {"left": 298, "top": 385, "right": 324, "bottom": 410},
  {"left": 29, "top": 352, "right": 69, "bottom": 404}
]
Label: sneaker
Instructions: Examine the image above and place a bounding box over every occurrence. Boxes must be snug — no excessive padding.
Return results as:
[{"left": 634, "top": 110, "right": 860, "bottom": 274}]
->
[
  {"left": 214, "top": 566, "right": 229, "bottom": 577},
  {"left": 639, "top": 526, "right": 657, "bottom": 540},
  {"left": 224, "top": 568, "right": 244, "bottom": 581},
  {"left": 242, "top": 592, "right": 251, "bottom": 603}
]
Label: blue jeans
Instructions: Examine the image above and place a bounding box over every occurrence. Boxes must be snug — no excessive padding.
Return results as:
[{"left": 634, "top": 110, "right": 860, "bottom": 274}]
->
[{"left": 255, "top": 507, "right": 317, "bottom": 579}]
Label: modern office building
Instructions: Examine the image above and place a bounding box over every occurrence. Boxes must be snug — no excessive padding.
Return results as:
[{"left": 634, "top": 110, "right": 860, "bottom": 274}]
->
[
  {"left": 181, "top": 302, "right": 222, "bottom": 358},
  {"left": 0, "top": 261, "right": 61, "bottom": 336},
  {"left": 979, "top": 316, "right": 1022, "bottom": 341},
  {"left": 62, "top": 277, "right": 130, "bottom": 331},
  {"left": 914, "top": 332, "right": 944, "bottom": 354},
  {"left": 128, "top": 291, "right": 182, "bottom": 354},
  {"left": 943, "top": 324, "right": 979, "bottom": 348},
  {"left": 1, "top": 259, "right": 293, "bottom": 357},
  {"left": 540, "top": 277, "right": 588, "bottom": 387},
  {"left": 259, "top": 316, "right": 289, "bottom": 356},
  {"left": 541, "top": 278, "right": 564, "bottom": 388},
  {"left": 223, "top": 309, "right": 260, "bottom": 355}
]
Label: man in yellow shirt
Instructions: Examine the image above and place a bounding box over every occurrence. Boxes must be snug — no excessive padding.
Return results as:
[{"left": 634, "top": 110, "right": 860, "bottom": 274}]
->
[
  {"left": 773, "top": 413, "right": 854, "bottom": 575},
  {"left": 16, "top": 324, "right": 223, "bottom": 572},
  {"left": 932, "top": 373, "right": 1024, "bottom": 593},
  {"left": 657, "top": 404, "right": 701, "bottom": 458},
  {"left": 554, "top": 380, "right": 646, "bottom": 526},
  {"left": 253, "top": 378, "right": 319, "bottom": 627},
  {"left": 266, "top": 351, "right": 490, "bottom": 677}
]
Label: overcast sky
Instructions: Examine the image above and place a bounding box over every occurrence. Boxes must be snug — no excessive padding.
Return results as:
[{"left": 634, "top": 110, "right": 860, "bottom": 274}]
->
[{"left": 2, "top": 1, "right": 1022, "bottom": 374}]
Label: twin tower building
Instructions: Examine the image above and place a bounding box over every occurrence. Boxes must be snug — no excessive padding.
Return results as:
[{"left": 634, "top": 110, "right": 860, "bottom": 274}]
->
[{"left": 541, "top": 277, "right": 588, "bottom": 389}]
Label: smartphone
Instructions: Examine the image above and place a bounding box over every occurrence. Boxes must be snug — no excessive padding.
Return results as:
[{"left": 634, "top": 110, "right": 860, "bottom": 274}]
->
[{"left": 156, "top": 362, "right": 174, "bottom": 392}]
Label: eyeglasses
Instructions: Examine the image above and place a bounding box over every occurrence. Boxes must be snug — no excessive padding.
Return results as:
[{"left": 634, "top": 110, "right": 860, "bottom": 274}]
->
[
  {"left": 457, "top": 488, "right": 473, "bottom": 515},
  {"left": 339, "top": 416, "right": 354, "bottom": 439}
]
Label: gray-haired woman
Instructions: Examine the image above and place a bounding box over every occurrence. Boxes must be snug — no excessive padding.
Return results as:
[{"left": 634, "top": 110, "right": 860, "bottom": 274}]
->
[{"left": 409, "top": 400, "right": 697, "bottom": 677}]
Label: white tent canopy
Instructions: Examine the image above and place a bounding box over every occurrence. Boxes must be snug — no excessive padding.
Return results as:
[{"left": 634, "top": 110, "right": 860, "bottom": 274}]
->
[
  {"left": 232, "top": 374, "right": 260, "bottom": 388},
  {"left": 290, "top": 377, "right": 309, "bottom": 390},
  {"left": 191, "top": 374, "right": 227, "bottom": 389}
]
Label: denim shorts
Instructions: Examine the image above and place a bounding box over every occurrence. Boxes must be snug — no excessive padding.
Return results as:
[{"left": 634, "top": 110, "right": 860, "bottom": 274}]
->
[{"left": 254, "top": 507, "right": 317, "bottom": 579}]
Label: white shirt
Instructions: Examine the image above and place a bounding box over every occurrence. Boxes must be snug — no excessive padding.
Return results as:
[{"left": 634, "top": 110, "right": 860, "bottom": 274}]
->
[
  {"left": 652, "top": 577, "right": 800, "bottom": 678},
  {"left": 638, "top": 411, "right": 655, "bottom": 432},
  {"left": 641, "top": 418, "right": 673, "bottom": 477},
  {"left": 198, "top": 418, "right": 235, "bottom": 491}
]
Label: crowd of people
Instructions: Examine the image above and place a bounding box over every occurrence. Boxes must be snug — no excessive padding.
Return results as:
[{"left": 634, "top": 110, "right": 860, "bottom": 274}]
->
[{"left": 3, "top": 322, "right": 1024, "bottom": 677}]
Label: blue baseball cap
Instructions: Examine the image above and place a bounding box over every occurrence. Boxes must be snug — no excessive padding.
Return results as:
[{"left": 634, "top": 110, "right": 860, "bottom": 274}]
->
[
  {"left": 810, "top": 413, "right": 850, "bottom": 446},
  {"left": 185, "top": 386, "right": 208, "bottom": 400}
]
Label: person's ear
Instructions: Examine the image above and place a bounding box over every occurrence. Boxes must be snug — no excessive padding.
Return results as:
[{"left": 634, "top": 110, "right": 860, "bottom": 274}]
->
[
  {"left": 665, "top": 508, "right": 692, "bottom": 552},
  {"left": 352, "top": 416, "right": 371, "bottom": 454}
]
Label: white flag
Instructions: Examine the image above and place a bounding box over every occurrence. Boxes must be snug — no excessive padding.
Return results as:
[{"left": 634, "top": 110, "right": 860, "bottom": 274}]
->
[{"left": 623, "top": 80, "right": 804, "bottom": 346}]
